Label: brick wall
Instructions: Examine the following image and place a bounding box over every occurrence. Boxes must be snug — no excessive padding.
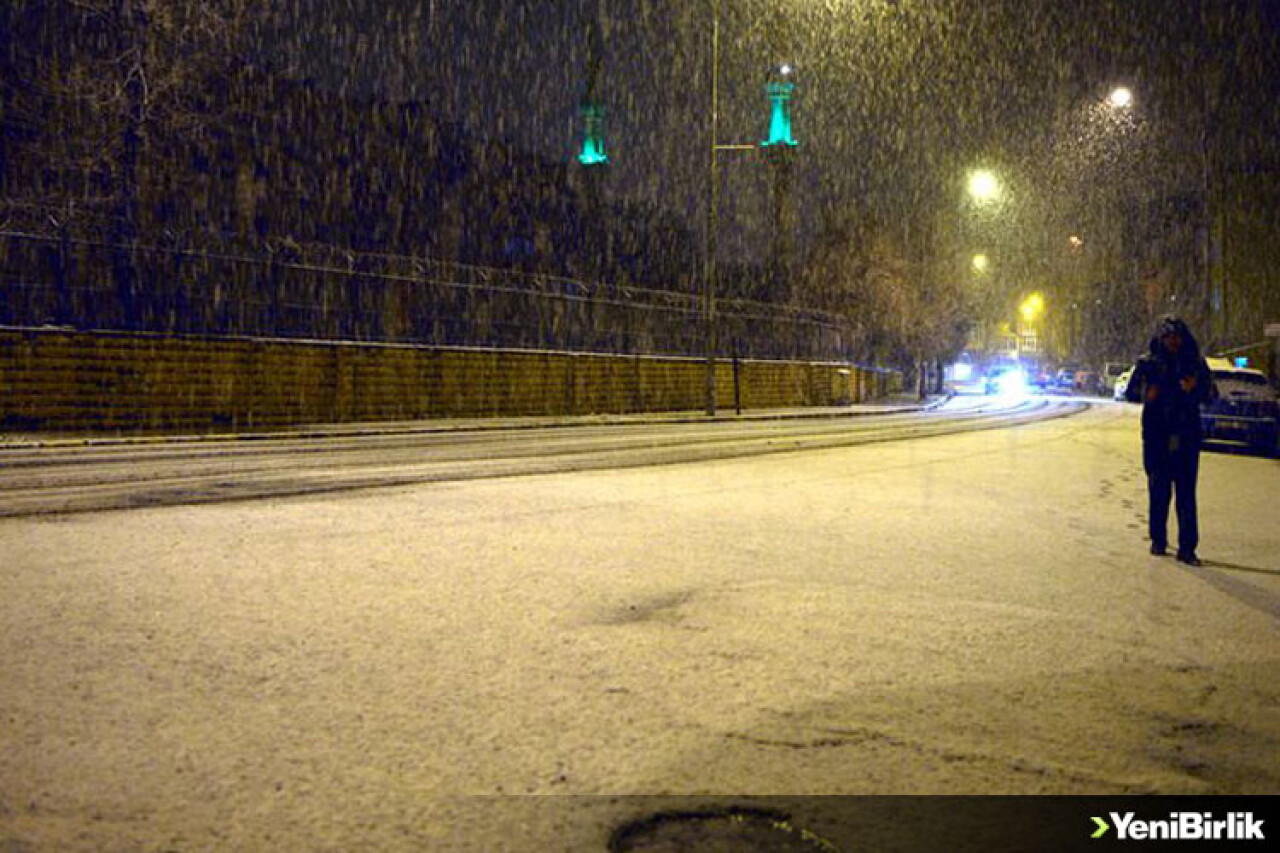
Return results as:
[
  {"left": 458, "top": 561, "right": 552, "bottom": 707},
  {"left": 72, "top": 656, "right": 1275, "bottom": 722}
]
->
[{"left": 0, "top": 328, "right": 899, "bottom": 432}]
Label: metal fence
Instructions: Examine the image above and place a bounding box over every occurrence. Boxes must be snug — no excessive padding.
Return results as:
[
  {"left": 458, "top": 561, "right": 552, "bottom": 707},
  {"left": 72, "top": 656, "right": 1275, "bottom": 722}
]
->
[{"left": 0, "top": 227, "right": 864, "bottom": 362}]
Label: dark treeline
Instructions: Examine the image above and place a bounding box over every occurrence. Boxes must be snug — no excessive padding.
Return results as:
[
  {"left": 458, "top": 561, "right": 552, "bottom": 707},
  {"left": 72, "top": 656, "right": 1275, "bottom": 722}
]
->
[
  {"left": 0, "top": 0, "right": 968, "bottom": 373},
  {"left": 0, "top": 1, "right": 718, "bottom": 350},
  {"left": 0, "top": 2, "right": 693, "bottom": 273}
]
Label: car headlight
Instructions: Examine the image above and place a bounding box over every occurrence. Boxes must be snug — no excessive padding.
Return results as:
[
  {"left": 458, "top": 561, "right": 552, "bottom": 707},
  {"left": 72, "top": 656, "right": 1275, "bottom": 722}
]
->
[{"left": 996, "top": 368, "right": 1028, "bottom": 396}]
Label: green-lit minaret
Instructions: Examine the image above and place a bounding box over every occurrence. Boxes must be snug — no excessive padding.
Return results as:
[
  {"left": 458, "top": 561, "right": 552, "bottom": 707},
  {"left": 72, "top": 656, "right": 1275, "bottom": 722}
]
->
[
  {"left": 761, "top": 68, "right": 798, "bottom": 149},
  {"left": 762, "top": 64, "right": 798, "bottom": 304},
  {"left": 578, "top": 101, "right": 608, "bottom": 166},
  {"left": 576, "top": 6, "right": 608, "bottom": 167},
  {"left": 571, "top": 1, "right": 612, "bottom": 285}
]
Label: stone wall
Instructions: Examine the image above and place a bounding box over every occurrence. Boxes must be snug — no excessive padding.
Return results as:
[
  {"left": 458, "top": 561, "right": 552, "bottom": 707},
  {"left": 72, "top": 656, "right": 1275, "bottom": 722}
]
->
[{"left": 0, "top": 328, "right": 900, "bottom": 432}]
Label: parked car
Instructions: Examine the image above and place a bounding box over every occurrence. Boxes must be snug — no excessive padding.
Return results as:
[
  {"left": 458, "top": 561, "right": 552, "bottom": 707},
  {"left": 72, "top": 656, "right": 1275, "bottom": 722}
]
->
[
  {"left": 1055, "top": 368, "right": 1077, "bottom": 390},
  {"left": 1113, "top": 366, "right": 1135, "bottom": 401},
  {"left": 1073, "top": 370, "right": 1101, "bottom": 395},
  {"left": 1101, "top": 361, "right": 1130, "bottom": 394},
  {"left": 1200, "top": 358, "right": 1279, "bottom": 452}
]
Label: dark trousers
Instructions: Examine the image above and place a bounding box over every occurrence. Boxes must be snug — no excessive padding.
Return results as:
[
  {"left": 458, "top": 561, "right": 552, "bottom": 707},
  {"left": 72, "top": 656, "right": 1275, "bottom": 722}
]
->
[{"left": 1144, "top": 440, "right": 1200, "bottom": 553}]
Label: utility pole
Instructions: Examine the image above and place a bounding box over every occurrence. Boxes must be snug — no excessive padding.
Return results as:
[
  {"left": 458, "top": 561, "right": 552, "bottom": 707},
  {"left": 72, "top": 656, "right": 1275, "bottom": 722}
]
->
[
  {"left": 1199, "top": 0, "right": 1223, "bottom": 348},
  {"left": 705, "top": 0, "right": 721, "bottom": 416},
  {"left": 114, "top": 0, "right": 148, "bottom": 331},
  {"left": 705, "top": 1, "right": 794, "bottom": 413}
]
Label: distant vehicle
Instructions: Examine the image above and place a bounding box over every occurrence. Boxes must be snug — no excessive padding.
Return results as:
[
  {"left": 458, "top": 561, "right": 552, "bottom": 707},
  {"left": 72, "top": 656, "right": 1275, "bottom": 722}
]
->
[
  {"left": 1113, "top": 367, "right": 1135, "bottom": 401},
  {"left": 1101, "top": 362, "right": 1130, "bottom": 393},
  {"left": 1055, "top": 368, "right": 1077, "bottom": 389},
  {"left": 1200, "top": 358, "right": 1279, "bottom": 452},
  {"left": 949, "top": 365, "right": 986, "bottom": 395},
  {"left": 1073, "top": 370, "right": 1100, "bottom": 395},
  {"left": 985, "top": 364, "right": 1028, "bottom": 396}
]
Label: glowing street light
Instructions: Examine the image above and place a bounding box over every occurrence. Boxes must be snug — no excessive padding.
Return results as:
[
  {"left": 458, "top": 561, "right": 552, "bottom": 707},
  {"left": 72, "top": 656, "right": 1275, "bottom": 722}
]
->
[
  {"left": 1020, "top": 292, "right": 1046, "bottom": 323},
  {"left": 967, "top": 169, "right": 1000, "bottom": 204},
  {"left": 1107, "top": 86, "right": 1133, "bottom": 109},
  {"left": 971, "top": 253, "right": 990, "bottom": 273}
]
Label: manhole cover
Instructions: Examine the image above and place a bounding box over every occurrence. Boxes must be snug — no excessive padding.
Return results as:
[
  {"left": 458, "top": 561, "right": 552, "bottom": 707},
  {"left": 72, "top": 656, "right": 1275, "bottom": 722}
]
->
[{"left": 610, "top": 807, "right": 838, "bottom": 852}]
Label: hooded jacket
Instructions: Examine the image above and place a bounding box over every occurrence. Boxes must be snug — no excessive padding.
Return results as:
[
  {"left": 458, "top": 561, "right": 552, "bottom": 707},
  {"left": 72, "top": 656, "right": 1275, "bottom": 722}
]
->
[{"left": 1125, "top": 316, "right": 1215, "bottom": 446}]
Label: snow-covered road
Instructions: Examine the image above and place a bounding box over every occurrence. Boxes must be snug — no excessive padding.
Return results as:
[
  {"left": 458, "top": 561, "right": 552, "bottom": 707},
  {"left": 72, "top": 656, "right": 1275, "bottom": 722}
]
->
[
  {"left": 0, "top": 396, "right": 1076, "bottom": 516},
  {"left": 2, "top": 400, "right": 1277, "bottom": 850}
]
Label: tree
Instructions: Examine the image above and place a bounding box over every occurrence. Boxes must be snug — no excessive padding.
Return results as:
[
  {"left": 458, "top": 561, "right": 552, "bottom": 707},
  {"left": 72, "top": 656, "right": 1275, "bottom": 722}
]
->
[
  {"left": 798, "top": 209, "right": 970, "bottom": 389},
  {"left": 2, "top": 1, "right": 255, "bottom": 325}
]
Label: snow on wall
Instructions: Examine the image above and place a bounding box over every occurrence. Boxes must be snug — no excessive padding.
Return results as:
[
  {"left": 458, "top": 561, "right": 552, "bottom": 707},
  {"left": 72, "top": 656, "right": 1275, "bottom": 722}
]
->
[{"left": 0, "top": 328, "right": 899, "bottom": 432}]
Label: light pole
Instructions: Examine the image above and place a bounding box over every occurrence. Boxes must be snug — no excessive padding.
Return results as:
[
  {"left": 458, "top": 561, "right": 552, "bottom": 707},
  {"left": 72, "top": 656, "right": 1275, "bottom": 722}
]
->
[
  {"left": 705, "top": 0, "right": 721, "bottom": 416},
  {"left": 1055, "top": 86, "right": 1135, "bottom": 364},
  {"left": 705, "top": 2, "right": 789, "bottom": 415},
  {"left": 1016, "top": 292, "right": 1046, "bottom": 364},
  {"left": 1102, "top": 82, "right": 1215, "bottom": 346},
  {"left": 960, "top": 167, "right": 1002, "bottom": 355}
]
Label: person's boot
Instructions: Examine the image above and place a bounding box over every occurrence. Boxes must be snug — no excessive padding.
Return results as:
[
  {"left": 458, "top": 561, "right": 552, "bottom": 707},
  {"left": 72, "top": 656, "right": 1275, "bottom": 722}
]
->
[
  {"left": 1149, "top": 542, "right": 1167, "bottom": 556},
  {"left": 1176, "top": 550, "right": 1202, "bottom": 566}
]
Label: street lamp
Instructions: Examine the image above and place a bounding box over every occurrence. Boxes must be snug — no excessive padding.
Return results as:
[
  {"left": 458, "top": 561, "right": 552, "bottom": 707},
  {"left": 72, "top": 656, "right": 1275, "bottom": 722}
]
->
[
  {"left": 1103, "top": 77, "right": 1222, "bottom": 344},
  {"left": 967, "top": 169, "right": 1001, "bottom": 204},
  {"left": 705, "top": 0, "right": 795, "bottom": 415},
  {"left": 1020, "top": 292, "right": 1045, "bottom": 323},
  {"left": 1052, "top": 87, "right": 1141, "bottom": 363},
  {"left": 1106, "top": 86, "right": 1133, "bottom": 110},
  {"left": 1018, "top": 292, "right": 1046, "bottom": 359},
  {"left": 959, "top": 167, "right": 1003, "bottom": 354},
  {"left": 705, "top": 0, "right": 722, "bottom": 416}
]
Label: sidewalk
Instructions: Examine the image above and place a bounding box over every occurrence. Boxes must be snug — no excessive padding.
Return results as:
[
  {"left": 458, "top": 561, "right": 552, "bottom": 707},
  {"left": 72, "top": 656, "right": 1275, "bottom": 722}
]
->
[{"left": 0, "top": 394, "right": 952, "bottom": 450}]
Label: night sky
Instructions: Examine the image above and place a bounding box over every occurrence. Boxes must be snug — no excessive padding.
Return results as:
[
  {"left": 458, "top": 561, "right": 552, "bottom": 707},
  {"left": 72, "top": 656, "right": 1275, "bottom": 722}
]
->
[{"left": 252, "top": 0, "right": 1280, "bottom": 255}]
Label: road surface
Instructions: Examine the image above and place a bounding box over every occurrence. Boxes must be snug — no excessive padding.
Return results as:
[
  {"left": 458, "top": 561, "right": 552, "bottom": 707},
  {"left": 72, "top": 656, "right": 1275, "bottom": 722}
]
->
[
  {"left": 0, "top": 396, "right": 1075, "bottom": 517},
  {"left": 2, "top": 397, "right": 1278, "bottom": 851}
]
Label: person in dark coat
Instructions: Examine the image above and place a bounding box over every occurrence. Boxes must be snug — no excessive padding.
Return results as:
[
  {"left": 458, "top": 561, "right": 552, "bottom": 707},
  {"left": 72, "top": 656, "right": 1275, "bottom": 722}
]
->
[{"left": 1125, "top": 315, "right": 1216, "bottom": 565}]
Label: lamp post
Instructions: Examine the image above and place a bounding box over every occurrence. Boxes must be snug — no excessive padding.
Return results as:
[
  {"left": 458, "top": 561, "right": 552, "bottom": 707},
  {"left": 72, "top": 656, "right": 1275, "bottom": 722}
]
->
[
  {"left": 1103, "top": 82, "right": 1216, "bottom": 346},
  {"left": 705, "top": 0, "right": 721, "bottom": 416},
  {"left": 960, "top": 167, "right": 1001, "bottom": 354},
  {"left": 1053, "top": 86, "right": 1135, "bottom": 364},
  {"left": 705, "top": 3, "right": 799, "bottom": 414},
  {"left": 1018, "top": 292, "right": 1045, "bottom": 360}
]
